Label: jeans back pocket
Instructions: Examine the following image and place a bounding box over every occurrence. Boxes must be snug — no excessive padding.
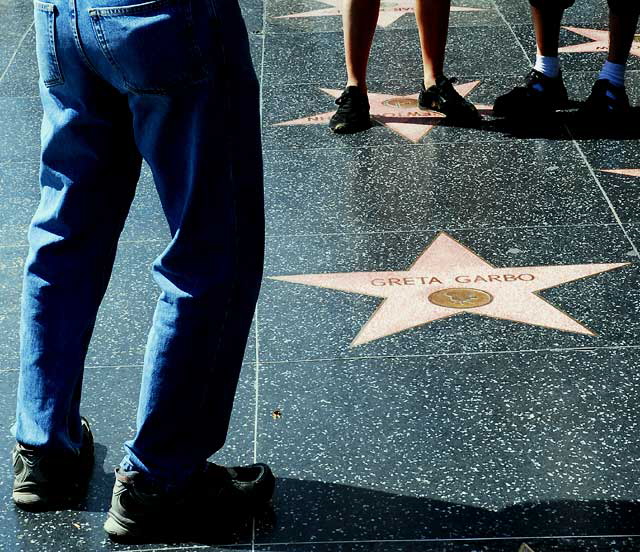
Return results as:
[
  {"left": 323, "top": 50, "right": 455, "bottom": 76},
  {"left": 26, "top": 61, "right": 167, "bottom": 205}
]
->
[
  {"left": 89, "top": 0, "right": 208, "bottom": 94},
  {"left": 34, "top": 1, "right": 64, "bottom": 87}
]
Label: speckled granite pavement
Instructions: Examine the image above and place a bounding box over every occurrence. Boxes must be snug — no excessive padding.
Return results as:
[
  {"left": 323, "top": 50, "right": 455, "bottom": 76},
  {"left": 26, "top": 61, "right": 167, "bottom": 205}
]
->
[{"left": 1, "top": 0, "right": 640, "bottom": 550}]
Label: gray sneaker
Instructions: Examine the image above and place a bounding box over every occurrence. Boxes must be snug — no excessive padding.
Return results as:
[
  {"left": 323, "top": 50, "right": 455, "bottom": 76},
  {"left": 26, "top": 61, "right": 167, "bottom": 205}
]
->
[
  {"left": 12, "top": 417, "right": 94, "bottom": 510},
  {"left": 104, "top": 462, "right": 275, "bottom": 541}
]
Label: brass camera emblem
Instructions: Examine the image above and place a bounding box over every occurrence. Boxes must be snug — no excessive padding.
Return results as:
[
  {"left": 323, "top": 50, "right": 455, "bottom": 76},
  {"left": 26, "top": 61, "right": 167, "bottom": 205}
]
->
[
  {"left": 428, "top": 288, "right": 493, "bottom": 309},
  {"left": 382, "top": 97, "right": 419, "bottom": 109}
]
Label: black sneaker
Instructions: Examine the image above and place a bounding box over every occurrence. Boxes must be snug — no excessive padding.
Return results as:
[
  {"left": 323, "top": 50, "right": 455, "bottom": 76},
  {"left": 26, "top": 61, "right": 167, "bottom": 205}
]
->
[
  {"left": 418, "top": 75, "right": 480, "bottom": 122},
  {"left": 581, "top": 79, "right": 631, "bottom": 115},
  {"left": 329, "top": 86, "right": 371, "bottom": 134},
  {"left": 104, "top": 462, "right": 275, "bottom": 541},
  {"left": 493, "top": 69, "right": 569, "bottom": 117},
  {"left": 12, "top": 416, "right": 94, "bottom": 510}
]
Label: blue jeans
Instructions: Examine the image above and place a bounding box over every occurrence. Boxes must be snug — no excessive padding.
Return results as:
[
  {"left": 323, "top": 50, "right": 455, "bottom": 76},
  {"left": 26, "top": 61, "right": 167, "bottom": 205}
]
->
[{"left": 15, "top": 0, "right": 264, "bottom": 490}]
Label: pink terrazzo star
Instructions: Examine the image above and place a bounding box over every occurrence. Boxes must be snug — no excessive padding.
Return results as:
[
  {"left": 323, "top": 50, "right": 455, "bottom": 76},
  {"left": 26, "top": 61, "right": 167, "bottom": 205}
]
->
[
  {"left": 274, "top": 82, "right": 492, "bottom": 143},
  {"left": 601, "top": 168, "right": 640, "bottom": 178},
  {"left": 271, "top": 233, "right": 629, "bottom": 347},
  {"left": 274, "top": 0, "right": 483, "bottom": 28},
  {"left": 559, "top": 27, "right": 640, "bottom": 57}
]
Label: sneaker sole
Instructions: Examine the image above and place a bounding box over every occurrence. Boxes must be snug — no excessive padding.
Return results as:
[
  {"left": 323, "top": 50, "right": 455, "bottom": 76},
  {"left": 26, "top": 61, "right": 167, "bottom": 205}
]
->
[
  {"left": 104, "top": 509, "right": 173, "bottom": 543},
  {"left": 13, "top": 462, "right": 94, "bottom": 511},
  {"left": 13, "top": 490, "right": 53, "bottom": 511},
  {"left": 104, "top": 507, "right": 225, "bottom": 543},
  {"left": 104, "top": 510, "right": 146, "bottom": 541},
  {"left": 418, "top": 102, "right": 482, "bottom": 122},
  {"left": 12, "top": 488, "right": 80, "bottom": 512},
  {"left": 104, "top": 475, "right": 275, "bottom": 542}
]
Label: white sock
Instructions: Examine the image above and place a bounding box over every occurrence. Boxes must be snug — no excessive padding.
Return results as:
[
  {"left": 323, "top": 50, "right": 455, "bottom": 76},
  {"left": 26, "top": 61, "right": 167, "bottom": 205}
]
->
[
  {"left": 599, "top": 60, "right": 625, "bottom": 88},
  {"left": 533, "top": 54, "right": 560, "bottom": 78}
]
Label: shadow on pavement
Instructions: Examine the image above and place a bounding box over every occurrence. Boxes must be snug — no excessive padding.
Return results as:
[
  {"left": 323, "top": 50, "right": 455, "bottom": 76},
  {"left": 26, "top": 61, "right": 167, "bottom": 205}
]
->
[
  {"left": 8, "top": 471, "right": 639, "bottom": 548},
  {"left": 480, "top": 105, "right": 640, "bottom": 141}
]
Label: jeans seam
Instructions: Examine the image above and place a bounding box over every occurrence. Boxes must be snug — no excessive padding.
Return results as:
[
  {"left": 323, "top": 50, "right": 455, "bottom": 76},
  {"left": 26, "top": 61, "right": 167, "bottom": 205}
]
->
[
  {"left": 68, "top": 0, "right": 102, "bottom": 79},
  {"left": 88, "top": 0, "right": 173, "bottom": 17},
  {"left": 197, "top": 72, "right": 240, "bottom": 416}
]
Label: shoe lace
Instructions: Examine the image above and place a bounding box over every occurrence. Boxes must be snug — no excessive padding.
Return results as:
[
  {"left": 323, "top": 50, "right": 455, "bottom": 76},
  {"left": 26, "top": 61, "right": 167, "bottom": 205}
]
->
[
  {"left": 430, "top": 76, "right": 457, "bottom": 95},
  {"left": 436, "top": 76, "right": 468, "bottom": 106},
  {"left": 335, "top": 89, "right": 365, "bottom": 107},
  {"left": 335, "top": 94, "right": 352, "bottom": 107},
  {"left": 524, "top": 69, "right": 546, "bottom": 86}
]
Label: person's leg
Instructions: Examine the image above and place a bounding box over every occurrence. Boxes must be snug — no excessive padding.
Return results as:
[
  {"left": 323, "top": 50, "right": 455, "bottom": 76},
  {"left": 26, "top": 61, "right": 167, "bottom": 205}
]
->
[
  {"left": 414, "top": 0, "right": 478, "bottom": 120},
  {"left": 329, "top": 0, "right": 380, "bottom": 133},
  {"left": 17, "top": 94, "right": 140, "bottom": 453},
  {"left": 116, "top": 0, "right": 265, "bottom": 491},
  {"left": 342, "top": 0, "right": 380, "bottom": 93},
  {"left": 13, "top": 0, "right": 142, "bottom": 510},
  {"left": 415, "top": 0, "right": 450, "bottom": 88},
  {"left": 16, "top": 7, "right": 142, "bottom": 456},
  {"left": 531, "top": 2, "right": 563, "bottom": 58},
  {"left": 597, "top": 1, "right": 640, "bottom": 89},
  {"left": 582, "top": 1, "right": 640, "bottom": 113},
  {"left": 530, "top": 2, "right": 564, "bottom": 79},
  {"left": 493, "top": 0, "right": 573, "bottom": 116},
  {"left": 608, "top": 1, "right": 640, "bottom": 65},
  {"left": 101, "top": 0, "right": 274, "bottom": 537}
]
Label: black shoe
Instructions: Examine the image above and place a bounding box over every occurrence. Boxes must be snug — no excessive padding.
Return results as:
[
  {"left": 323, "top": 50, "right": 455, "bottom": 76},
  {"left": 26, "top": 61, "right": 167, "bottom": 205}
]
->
[
  {"left": 581, "top": 79, "right": 631, "bottom": 116},
  {"left": 329, "top": 86, "right": 371, "bottom": 134},
  {"left": 493, "top": 69, "right": 569, "bottom": 117},
  {"left": 418, "top": 75, "right": 480, "bottom": 122},
  {"left": 12, "top": 417, "right": 94, "bottom": 510},
  {"left": 104, "top": 462, "right": 275, "bottom": 541}
]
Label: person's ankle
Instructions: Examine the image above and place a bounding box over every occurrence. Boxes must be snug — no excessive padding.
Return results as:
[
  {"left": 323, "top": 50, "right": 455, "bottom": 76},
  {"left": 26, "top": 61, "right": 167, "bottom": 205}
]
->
[
  {"left": 346, "top": 81, "right": 367, "bottom": 94},
  {"left": 599, "top": 60, "right": 625, "bottom": 88},
  {"left": 533, "top": 54, "right": 560, "bottom": 79},
  {"left": 423, "top": 74, "right": 440, "bottom": 89}
]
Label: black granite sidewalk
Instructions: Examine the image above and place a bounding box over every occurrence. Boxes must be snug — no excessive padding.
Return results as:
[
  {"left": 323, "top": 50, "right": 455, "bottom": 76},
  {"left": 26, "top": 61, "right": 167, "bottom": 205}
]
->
[{"left": 1, "top": 0, "right": 639, "bottom": 550}]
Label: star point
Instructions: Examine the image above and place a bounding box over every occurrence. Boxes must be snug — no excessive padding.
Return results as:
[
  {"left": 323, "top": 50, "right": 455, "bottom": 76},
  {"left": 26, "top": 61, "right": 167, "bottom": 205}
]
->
[
  {"left": 601, "top": 168, "right": 640, "bottom": 178},
  {"left": 560, "top": 26, "right": 640, "bottom": 57},
  {"left": 271, "top": 233, "right": 630, "bottom": 346}
]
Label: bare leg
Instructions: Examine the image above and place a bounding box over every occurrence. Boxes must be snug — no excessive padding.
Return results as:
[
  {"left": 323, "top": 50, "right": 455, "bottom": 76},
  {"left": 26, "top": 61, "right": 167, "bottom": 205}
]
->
[
  {"left": 531, "top": 3, "right": 564, "bottom": 57},
  {"left": 415, "top": 0, "right": 451, "bottom": 88},
  {"left": 608, "top": 11, "right": 639, "bottom": 65},
  {"left": 342, "top": 0, "right": 380, "bottom": 93}
]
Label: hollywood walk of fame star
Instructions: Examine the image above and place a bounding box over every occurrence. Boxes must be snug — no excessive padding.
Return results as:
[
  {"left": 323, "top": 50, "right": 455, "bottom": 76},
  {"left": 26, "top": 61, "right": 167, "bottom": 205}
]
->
[
  {"left": 559, "top": 26, "right": 640, "bottom": 57},
  {"left": 601, "top": 168, "right": 640, "bottom": 178},
  {"left": 274, "top": 82, "right": 492, "bottom": 143},
  {"left": 518, "top": 545, "right": 535, "bottom": 552},
  {"left": 274, "top": 0, "right": 484, "bottom": 28},
  {"left": 270, "top": 233, "right": 630, "bottom": 347}
]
